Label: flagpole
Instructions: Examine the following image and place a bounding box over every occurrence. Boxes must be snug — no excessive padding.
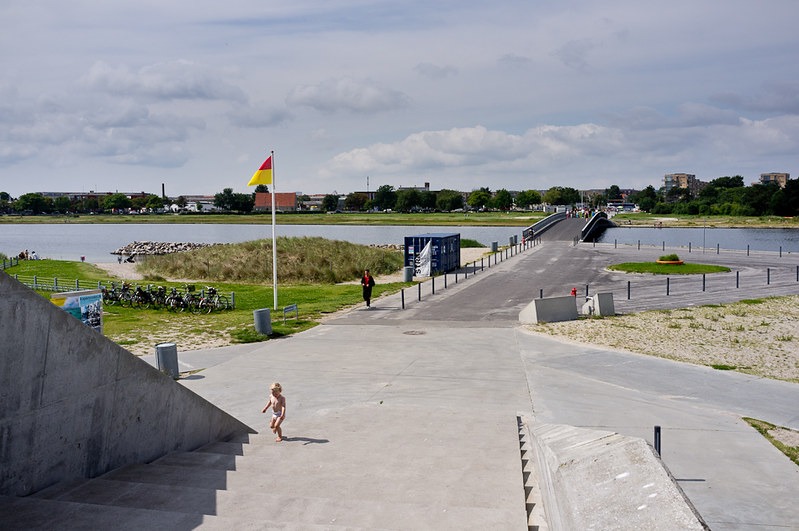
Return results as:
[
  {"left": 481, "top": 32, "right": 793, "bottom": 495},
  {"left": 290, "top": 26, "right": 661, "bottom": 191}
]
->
[{"left": 271, "top": 150, "right": 278, "bottom": 310}]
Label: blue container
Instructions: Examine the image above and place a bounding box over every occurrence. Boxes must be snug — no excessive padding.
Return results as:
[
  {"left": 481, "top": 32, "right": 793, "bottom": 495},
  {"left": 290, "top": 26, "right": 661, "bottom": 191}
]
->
[{"left": 404, "top": 233, "right": 460, "bottom": 276}]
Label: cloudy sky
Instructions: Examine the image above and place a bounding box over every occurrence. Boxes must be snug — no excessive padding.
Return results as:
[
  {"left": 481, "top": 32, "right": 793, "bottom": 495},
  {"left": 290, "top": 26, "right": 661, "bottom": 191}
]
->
[{"left": 2, "top": 0, "right": 798, "bottom": 198}]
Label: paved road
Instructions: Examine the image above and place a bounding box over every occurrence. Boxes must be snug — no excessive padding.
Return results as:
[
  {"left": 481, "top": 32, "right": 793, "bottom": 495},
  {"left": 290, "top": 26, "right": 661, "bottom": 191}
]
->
[{"left": 164, "top": 231, "right": 799, "bottom": 530}]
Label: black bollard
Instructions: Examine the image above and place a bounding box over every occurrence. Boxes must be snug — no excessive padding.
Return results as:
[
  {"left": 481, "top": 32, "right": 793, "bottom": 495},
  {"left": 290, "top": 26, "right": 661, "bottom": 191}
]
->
[
  {"left": 401, "top": 289, "right": 405, "bottom": 309},
  {"left": 666, "top": 277, "right": 670, "bottom": 296},
  {"left": 654, "top": 426, "right": 661, "bottom": 456},
  {"left": 627, "top": 280, "right": 631, "bottom": 300}
]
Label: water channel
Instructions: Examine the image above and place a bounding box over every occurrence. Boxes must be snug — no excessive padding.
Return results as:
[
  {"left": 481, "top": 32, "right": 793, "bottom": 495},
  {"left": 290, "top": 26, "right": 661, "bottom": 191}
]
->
[
  {"left": 2, "top": 222, "right": 797, "bottom": 263},
  {"left": 1, "top": 223, "right": 524, "bottom": 263}
]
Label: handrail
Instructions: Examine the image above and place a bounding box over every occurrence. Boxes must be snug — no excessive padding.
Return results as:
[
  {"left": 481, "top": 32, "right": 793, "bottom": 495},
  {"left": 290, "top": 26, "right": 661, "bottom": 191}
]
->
[
  {"left": 580, "top": 212, "right": 616, "bottom": 242},
  {"left": 522, "top": 212, "right": 567, "bottom": 240}
]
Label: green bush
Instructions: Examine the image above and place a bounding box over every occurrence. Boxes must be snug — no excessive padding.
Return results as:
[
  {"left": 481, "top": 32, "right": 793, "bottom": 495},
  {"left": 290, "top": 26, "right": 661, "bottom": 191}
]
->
[{"left": 659, "top": 253, "right": 680, "bottom": 261}]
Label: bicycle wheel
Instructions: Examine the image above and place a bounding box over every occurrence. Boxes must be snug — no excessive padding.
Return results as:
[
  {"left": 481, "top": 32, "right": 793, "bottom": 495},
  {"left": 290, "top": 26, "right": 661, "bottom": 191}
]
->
[
  {"left": 215, "top": 295, "right": 229, "bottom": 311},
  {"left": 203, "top": 299, "right": 214, "bottom": 314},
  {"left": 119, "top": 292, "right": 133, "bottom": 308}
]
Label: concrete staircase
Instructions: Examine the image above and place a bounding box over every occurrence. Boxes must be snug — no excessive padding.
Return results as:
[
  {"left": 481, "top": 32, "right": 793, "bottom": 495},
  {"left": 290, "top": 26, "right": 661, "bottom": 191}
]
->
[
  {"left": 0, "top": 432, "right": 353, "bottom": 530},
  {"left": 1, "top": 421, "right": 527, "bottom": 530}
]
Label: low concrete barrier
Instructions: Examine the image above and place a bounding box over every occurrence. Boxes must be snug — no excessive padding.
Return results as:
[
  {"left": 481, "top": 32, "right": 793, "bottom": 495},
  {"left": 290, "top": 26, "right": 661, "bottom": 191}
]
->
[
  {"left": 526, "top": 422, "right": 707, "bottom": 530},
  {"left": 581, "top": 292, "right": 616, "bottom": 316},
  {"left": 519, "top": 295, "right": 578, "bottom": 324}
]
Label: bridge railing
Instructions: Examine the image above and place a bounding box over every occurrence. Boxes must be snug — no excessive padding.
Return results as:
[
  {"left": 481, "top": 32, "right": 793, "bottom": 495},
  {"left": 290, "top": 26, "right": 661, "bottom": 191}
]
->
[{"left": 523, "top": 212, "right": 567, "bottom": 241}]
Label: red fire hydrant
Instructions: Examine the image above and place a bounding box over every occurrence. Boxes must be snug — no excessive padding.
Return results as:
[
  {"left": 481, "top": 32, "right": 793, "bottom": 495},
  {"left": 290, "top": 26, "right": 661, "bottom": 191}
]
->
[{"left": 570, "top": 287, "right": 577, "bottom": 297}]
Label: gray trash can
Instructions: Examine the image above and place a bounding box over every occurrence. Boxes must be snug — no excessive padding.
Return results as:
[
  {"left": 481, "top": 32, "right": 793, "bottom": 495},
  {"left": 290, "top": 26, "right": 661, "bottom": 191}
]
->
[
  {"left": 491, "top": 241, "right": 498, "bottom": 252},
  {"left": 403, "top": 266, "right": 414, "bottom": 282},
  {"left": 155, "top": 342, "right": 179, "bottom": 380},
  {"left": 253, "top": 308, "right": 272, "bottom": 335}
]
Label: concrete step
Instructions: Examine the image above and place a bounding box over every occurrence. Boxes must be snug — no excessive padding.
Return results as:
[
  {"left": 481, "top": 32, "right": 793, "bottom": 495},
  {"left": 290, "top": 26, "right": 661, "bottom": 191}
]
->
[
  {"left": 152, "top": 451, "right": 238, "bottom": 470},
  {"left": 0, "top": 495, "right": 201, "bottom": 530}
]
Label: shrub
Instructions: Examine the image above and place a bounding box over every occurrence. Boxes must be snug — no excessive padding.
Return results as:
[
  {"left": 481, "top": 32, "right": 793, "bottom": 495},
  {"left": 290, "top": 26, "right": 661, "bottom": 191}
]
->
[{"left": 659, "top": 253, "right": 680, "bottom": 261}]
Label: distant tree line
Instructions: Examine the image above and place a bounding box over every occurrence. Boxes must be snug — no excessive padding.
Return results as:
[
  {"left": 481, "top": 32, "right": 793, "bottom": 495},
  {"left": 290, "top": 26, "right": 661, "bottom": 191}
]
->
[
  {"left": 3, "top": 177, "right": 797, "bottom": 216},
  {"left": 626, "top": 176, "right": 799, "bottom": 216}
]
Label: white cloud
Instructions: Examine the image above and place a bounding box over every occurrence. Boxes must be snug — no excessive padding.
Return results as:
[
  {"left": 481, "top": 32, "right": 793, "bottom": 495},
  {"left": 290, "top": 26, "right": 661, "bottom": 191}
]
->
[
  {"left": 82, "top": 61, "right": 247, "bottom": 103},
  {"left": 286, "top": 77, "right": 409, "bottom": 114}
]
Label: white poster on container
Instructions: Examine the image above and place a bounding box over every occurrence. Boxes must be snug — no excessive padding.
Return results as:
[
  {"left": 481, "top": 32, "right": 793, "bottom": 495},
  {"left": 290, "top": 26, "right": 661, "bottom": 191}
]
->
[
  {"left": 51, "top": 289, "right": 103, "bottom": 334},
  {"left": 414, "top": 240, "right": 432, "bottom": 277}
]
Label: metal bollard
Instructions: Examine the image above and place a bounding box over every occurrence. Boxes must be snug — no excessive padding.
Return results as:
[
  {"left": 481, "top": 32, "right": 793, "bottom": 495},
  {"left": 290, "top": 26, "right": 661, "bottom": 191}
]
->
[
  {"left": 654, "top": 426, "right": 661, "bottom": 456},
  {"left": 702, "top": 274, "right": 706, "bottom": 292},
  {"left": 627, "top": 280, "right": 631, "bottom": 300},
  {"left": 401, "top": 289, "right": 405, "bottom": 309},
  {"left": 736, "top": 270, "right": 740, "bottom": 288},
  {"left": 418, "top": 283, "right": 421, "bottom": 301},
  {"left": 666, "top": 277, "right": 670, "bottom": 296},
  {"left": 539, "top": 288, "right": 543, "bottom": 299},
  {"left": 432, "top": 276, "right": 435, "bottom": 295}
]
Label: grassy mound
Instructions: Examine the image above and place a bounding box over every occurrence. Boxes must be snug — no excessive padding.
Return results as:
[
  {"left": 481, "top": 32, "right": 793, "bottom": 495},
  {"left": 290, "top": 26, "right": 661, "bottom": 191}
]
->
[{"left": 136, "top": 236, "right": 405, "bottom": 284}]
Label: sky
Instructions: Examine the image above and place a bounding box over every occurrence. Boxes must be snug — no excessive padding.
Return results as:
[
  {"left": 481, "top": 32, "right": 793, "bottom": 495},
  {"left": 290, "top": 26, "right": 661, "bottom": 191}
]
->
[{"left": 2, "top": 0, "right": 799, "bottom": 199}]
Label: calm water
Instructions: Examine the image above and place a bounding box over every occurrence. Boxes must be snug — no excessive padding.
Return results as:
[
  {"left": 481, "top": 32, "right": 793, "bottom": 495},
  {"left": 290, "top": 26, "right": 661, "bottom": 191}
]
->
[
  {"left": 0, "top": 224, "right": 524, "bottom": 263},
  {"left": 3, "top": 223, "right": 797, "bottom": 263},
  {"left": 600, "top": 226, "right": 799, "bottom": 253}
]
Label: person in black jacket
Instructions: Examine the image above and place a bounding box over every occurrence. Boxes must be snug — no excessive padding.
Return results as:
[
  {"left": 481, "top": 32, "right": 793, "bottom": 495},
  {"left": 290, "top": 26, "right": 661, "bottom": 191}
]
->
[{"left": 361, "top": 269, "right": 376, "bottom": 308}]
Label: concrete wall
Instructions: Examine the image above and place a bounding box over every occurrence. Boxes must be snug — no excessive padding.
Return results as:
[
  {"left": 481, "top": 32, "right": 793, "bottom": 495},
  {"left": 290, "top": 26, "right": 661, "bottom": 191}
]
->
[
  {"left": 0, "top": 272, "right": 252, "bottom": 496},
  {"left": 527, "top": 422, "right": 707, "bottom": 530},
  {"left": 519, "top": 295, "right": 578, "bottom": 324}
]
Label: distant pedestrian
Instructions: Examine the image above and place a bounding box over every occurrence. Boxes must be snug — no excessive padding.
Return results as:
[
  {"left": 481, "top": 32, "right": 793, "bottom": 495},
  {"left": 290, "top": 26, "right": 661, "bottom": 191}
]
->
[
  {"left": 117, "top": 255, "right": 122, "bottom": 264},
  {"left": 262, "top": 382, "right": 286, "bottom": 442},
  {"left": 30, "top": 251, "right": 39, "bottom": 260},
  {"left": 570, "top": 287, "right": 577, "bottom": 297},
  {"left": 361, "top": 269, "right": 375, "bottom": 308}
]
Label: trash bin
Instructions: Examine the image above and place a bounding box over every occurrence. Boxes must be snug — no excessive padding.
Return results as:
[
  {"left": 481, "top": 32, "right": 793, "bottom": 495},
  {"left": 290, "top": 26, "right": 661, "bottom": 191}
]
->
[
  {"left": 253, "top": 308, "right": 272, "bottom": 335},
  {"left": 491, "top": 241, "right": 498, "bottom": 252},
  {"left": 155, "top": 342, "right": 179, "bottom": 380},
  {"left": 509, "top": 236, "right": 515, "bottom": 246},
  {"left": 403, "top": 266, "right": 414, "bottom": 282}
]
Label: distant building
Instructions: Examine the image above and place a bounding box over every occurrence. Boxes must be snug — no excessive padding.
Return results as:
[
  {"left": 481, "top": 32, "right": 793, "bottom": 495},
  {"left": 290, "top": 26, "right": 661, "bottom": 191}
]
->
[
  {"left": 254, "top": 192, "right": 298, "bottom": 212},
  {"left": 664, "top": 173, "right": 705, "bottom": 195},
  {"left": 397, "top": 182, "right": 431, "bottom": 193},
  {"left": 37, "top": 191, "right": 150, "bottom": 201},
  {"left": 178, "top": 195, "right": 220, "bottom": 212},
  {"left": 759, "top": 172, "right": 790, "bottom": 188}
]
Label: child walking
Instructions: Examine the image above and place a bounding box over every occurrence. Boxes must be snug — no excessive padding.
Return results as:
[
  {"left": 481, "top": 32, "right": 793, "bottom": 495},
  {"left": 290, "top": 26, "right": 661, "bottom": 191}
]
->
[{"left": 262, "top": 382, "right": 286, "bottom": 442}]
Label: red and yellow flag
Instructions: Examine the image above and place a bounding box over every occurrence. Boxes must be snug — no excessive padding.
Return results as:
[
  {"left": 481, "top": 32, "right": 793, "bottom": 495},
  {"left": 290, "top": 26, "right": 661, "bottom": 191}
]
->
[{"left": 248, "top": 155, "right": 273, "bottom": 186}]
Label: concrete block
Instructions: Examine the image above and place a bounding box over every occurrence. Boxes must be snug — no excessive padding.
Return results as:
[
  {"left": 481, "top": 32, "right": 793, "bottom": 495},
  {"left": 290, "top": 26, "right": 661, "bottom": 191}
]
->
[
  {"left": 529, "top": 423, "right": 706, "bottom": 530},
  {"left": 580, "top": 292, "right": 616, "bottom": 316},
  {"left": 594, "top": 292, "right": 615, "bottom": 316},
  {"left": 519, "top": 295, "right": 578, "bottom": 324}
]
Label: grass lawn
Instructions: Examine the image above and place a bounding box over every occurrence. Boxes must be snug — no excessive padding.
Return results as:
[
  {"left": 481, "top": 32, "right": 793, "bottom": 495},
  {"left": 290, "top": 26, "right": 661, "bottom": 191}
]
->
[
  {"left": 608, "top": 262, "right": 731, "bottom": 274},
  {"left": 4, "top": 258, "right": 410, "bottom": 354}
]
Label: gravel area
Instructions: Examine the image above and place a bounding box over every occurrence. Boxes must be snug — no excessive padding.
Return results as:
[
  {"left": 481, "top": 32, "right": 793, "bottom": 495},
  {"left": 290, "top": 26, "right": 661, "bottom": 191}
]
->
[{"left": 531, "top": 295, "right": 799, "bottom": 383}]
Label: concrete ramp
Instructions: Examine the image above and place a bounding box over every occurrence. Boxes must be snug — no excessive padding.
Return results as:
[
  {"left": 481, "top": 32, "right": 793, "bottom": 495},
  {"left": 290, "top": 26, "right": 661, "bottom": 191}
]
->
[
  {"left": 0, "top": 272, "right": 252, "bottom": 497},
  {"left": 526, "top": 422, "right": 707, "bottom": 530}
]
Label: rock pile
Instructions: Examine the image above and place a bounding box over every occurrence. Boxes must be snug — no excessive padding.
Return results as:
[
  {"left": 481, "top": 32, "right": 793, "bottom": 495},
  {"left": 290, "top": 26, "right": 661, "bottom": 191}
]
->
[{"left": 111, "top": 241, "right": 214, "bottom": 256}]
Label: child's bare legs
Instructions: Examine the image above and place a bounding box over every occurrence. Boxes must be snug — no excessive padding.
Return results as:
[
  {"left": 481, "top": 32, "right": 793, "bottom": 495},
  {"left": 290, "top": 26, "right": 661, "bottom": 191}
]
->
[{"left": 271, "top": 416, "right": 284, "bottom": 441}]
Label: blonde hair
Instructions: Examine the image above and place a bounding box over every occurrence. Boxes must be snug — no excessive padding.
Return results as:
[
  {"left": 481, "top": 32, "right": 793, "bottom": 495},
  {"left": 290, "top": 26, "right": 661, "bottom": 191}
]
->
[{"left": 270, "top": 382, "right": 282, "bottom": 392}]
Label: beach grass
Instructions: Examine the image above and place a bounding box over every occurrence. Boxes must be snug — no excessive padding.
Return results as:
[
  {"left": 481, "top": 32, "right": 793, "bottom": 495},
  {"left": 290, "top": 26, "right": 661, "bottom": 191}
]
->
[{"left": 136, "top": 236, "right": 405, "bottom": 284}]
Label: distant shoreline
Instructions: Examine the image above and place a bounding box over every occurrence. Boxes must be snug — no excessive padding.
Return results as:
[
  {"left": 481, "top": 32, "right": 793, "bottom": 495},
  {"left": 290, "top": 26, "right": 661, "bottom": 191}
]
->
[{"left": 1, "top": 211, "right": 797, "bottom": 229}]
